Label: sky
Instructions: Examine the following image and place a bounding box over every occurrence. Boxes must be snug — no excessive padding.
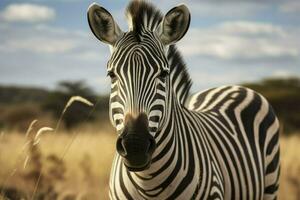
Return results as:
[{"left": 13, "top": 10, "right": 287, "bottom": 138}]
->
[{"left": 0, "top": 0, "right": 299, "bottom": 94}]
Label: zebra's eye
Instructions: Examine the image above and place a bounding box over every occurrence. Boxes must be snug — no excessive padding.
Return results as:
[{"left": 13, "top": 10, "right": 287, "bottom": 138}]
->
[
  {"left": 159, "top": 70, "right": 169, "bottom": 79},
  {"left": 107, "top": 71, "right": 116, "bottom": 79}
]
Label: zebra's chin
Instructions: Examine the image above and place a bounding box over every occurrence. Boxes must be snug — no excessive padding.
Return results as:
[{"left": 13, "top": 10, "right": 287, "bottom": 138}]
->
[{"left": 123, "top": 159, "right": 151, "bottom": 172}]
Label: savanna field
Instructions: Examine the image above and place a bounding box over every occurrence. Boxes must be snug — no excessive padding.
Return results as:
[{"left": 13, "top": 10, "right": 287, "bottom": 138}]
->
[
  {"left": 0, "top": 127, "right": 116, "bottom": 200},
  {"left": 0, "top": 127, "right": 300, "bottom": 199},
  {"left": 0, "top": 78, "right": 300, "bottom": 200}
]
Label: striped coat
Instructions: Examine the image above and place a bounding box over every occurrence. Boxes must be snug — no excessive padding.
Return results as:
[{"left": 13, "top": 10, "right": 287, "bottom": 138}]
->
[{"left": 87, "top": 1, "right": 280, "bottom": 199}]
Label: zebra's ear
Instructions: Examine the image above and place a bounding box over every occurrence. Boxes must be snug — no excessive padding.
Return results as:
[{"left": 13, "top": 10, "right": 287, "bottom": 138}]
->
[
  {"left": 87, "top": 3, "right": 123, "bottom": 45},
  {"left": 157, "top": 4, "right": 190, "bottom": 45}
]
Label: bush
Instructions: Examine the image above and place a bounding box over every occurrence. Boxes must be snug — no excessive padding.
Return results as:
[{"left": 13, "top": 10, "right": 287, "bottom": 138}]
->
[{"left": 0, "top": 104, "right": 41, "bottom": 130}]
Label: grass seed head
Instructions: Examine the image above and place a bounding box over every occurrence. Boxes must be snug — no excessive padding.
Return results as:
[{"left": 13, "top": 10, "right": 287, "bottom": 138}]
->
[
  {"left": 62, "top": 96, "right": 94, "bottom": 115},
  {"left": 25, "top": 119, "right": 38, "bottom": 138},
  {"left": 34, "top": 127, "right": 53, "bottom": 144}
]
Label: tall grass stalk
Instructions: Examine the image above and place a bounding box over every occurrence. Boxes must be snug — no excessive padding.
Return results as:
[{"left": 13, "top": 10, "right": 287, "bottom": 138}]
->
[
  {"left": 30, "top": 95, "right": 95, "bottom": 199},
  {"left": 0, "top": 119, "right": 38, "bottom": 197},
  {"left": 55, "top": 96, "right": 94, "bottom": 133}
]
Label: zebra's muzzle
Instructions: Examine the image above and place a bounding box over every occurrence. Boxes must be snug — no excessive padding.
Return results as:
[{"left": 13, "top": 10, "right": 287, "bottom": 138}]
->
[
  {"left": 117, "top": 134, "right": 156, "bottom": 171},
  {"left": 116, "top": 113, "right": 156, "bottom": 171}
]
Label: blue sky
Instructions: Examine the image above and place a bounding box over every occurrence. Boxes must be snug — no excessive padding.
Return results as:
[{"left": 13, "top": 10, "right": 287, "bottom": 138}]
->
[{"left": 0, "top": 0, "right": 299, "bottom": 94}]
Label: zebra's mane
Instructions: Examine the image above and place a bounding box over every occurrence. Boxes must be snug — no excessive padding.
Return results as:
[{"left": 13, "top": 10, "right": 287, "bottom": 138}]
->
[
  {"left": 167, "top": 45, "right": 192, "bottom": 105},
  {"left": 126, "top": 1, "right": 162, "bottom": 39},
  {"left": 126, "top": 1, "right": 192, "bottom": 105}
]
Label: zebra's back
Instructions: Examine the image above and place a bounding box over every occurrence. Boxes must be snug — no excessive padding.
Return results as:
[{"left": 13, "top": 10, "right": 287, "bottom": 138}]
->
[{"left": 188, "top": 85, "right": 280, "bottom": 200}]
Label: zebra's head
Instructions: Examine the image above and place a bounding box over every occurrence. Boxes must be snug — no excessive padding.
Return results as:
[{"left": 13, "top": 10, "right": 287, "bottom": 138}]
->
[{"left": 88, "top": 1, "right": 190, "bottom": 171}]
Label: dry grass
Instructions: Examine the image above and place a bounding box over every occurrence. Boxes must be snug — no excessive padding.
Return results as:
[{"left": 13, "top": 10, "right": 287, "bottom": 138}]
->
[
  {"left": 278, "top": 134, "right": 300, "bottom": 200},
  {"left": 0, "top": 129, "right": 116, "bottom": 200},
  {"left": 0, "top": 130, "right": 300, "bottom": 199}
]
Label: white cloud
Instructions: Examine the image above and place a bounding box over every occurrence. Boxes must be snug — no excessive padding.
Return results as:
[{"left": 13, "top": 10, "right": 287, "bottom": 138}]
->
[
  {"left": 155, "top": 0, "right": 268, "bottom": 17},
  {"left": 218, "top": 21, "right": 285, "bottom": 36},
  {"left": 271, "top": 70, "right": 295, "bottom": 78},
  {"left": 190, "top": 1, "right": 266, "bottom": 17},
  {"left": 0, "top": 22, "right": 109, "bottom": 91},
  {"left": 279, "top": 1, "right": 300, "bottom": 13},
  {"left": 178, "top": 21, "right": 299, "bottom": 61},
  {"left": 0, "top": 3, "right": 55, "bottom": 23},
  {"left": 75, "top": 51, "right": 104, "bottom": 62},
  {"left": 0, "top": 25, "right": 75, "bottom": 53},
  {"left": 0, "top": 24, "right": 106, "bottom": 57},
  {"left": 4, "top": 37, "right": 77, "bottom": 54}
]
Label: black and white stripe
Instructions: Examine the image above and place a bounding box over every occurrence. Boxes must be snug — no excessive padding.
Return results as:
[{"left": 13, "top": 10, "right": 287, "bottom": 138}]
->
[{"left": 89, "top": 1, "right": 280, "bottom": 199}]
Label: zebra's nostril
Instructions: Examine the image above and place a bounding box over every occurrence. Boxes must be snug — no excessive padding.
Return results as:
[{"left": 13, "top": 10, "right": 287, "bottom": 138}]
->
[
  {"left": 116, "top": 137, "right": 127, "bottom": 157},
  {"left": 116, "top": 134, "right": 156, "bottom": 158}
]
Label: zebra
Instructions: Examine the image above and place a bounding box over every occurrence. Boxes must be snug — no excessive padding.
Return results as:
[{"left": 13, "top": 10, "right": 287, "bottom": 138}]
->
[{"left": 87, "top": 1, "right": 280, "bottom": 199}]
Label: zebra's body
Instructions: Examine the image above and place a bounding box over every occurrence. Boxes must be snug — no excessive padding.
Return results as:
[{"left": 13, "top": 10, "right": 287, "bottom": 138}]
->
[
  {"left": 87, "top": 1, "right": 280, "bottom": 199},
  {"left": 109, "top": 60, "right": 280, "bottom": 200}
]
